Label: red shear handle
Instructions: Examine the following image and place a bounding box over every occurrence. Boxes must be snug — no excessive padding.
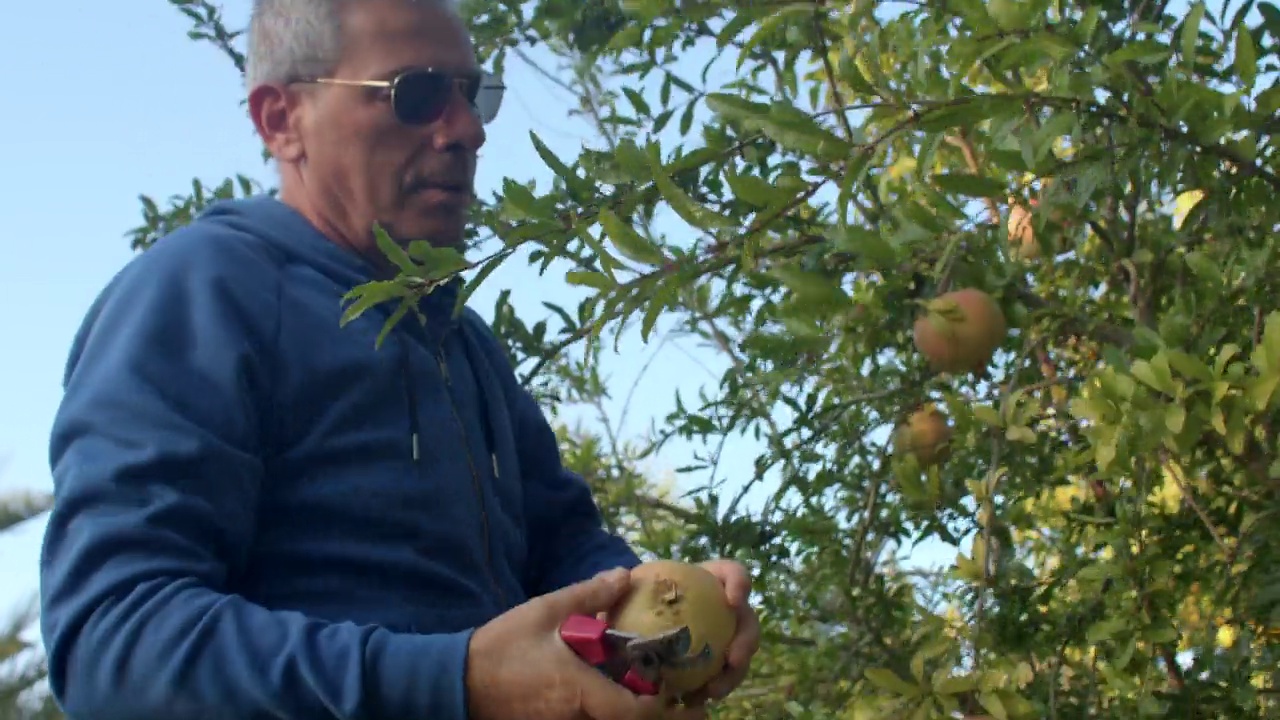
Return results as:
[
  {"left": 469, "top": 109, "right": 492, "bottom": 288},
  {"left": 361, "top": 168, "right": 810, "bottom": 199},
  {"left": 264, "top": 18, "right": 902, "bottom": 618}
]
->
[
  {"left": 618, "top": 669, "right": 659, "bottom": 696},
  {"left": 558, "top": 615, "right": 660, "bottom": 696},
  {"left": 559, "top": 614, "right": 611, "bottom": 665}
]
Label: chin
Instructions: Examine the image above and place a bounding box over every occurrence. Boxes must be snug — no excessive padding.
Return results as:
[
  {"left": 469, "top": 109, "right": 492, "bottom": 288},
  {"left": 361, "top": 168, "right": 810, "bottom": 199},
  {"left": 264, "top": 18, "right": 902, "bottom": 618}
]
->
[{"left": 399, "top": 219, "right": 467, "bottom": 250}]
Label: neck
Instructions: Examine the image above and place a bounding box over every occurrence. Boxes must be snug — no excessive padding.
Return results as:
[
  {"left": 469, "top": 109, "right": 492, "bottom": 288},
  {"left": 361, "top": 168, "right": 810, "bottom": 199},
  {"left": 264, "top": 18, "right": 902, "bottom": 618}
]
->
[
  {"left": 276, "top": 176, "right": 467, "bottom": 278},
  {"left": 277, "top": 178, "right": 396, "bottom": 275}
]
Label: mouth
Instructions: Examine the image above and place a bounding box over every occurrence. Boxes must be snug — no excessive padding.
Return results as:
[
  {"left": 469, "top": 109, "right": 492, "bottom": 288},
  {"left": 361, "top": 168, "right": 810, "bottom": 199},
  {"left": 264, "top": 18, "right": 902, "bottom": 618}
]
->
[{"left": 409, "top": 180, "right": 472, "bottom": 202}]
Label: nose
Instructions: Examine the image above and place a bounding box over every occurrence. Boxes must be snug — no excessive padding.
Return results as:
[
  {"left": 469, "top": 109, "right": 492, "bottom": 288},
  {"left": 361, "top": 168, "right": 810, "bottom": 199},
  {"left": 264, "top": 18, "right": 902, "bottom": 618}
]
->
[{"left": 428, "top": 86, "right": 486, "bottom": 153}]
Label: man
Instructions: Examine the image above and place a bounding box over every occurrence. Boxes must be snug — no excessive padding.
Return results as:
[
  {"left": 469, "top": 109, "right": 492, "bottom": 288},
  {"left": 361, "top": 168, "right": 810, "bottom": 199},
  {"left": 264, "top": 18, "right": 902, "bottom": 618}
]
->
[{"left": 37, "top": 0, "right": 759, "bottom": 718}]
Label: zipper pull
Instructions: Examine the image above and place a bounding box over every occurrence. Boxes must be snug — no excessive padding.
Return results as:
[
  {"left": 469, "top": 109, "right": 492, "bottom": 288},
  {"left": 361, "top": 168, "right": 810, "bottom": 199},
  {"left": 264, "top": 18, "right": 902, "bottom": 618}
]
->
[
  {"left": 412, "top": 433, "right": 420, "bottom": 461},
  {"left": 491, "top": 453, "right": 500, "bottom": 478}
]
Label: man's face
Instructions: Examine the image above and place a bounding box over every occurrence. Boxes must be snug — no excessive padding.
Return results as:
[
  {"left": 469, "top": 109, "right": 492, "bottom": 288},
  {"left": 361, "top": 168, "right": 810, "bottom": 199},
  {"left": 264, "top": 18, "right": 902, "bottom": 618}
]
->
[{"left": 295, "top": 0, "right": 486, "bottom": 251}]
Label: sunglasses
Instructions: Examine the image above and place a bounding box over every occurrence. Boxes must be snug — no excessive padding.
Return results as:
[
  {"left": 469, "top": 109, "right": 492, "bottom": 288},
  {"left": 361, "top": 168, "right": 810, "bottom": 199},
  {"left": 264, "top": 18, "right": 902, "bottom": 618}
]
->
[{"left": 296, "top": 68, "right": 505, "bottom": 126}]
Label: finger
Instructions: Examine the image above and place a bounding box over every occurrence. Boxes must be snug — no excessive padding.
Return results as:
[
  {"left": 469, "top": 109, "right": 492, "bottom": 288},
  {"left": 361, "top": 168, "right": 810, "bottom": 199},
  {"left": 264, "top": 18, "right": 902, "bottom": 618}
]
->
[
  {"left": 703, "top": 662, "right": 749, "bottom": 701},
  {"left": 557, "top": 640, "right": 665, "bottom": 720},
  {"left": 664, "top": 703, "right": 709, "bottom": 720},
  {"left": 546, "top": 567, "right": 632, "bottom": 617},
  {"left": 700, "top": 560, "right": 752, "bottom": 607},
  {"left": 699, "top": 633, "right": 758, "bottom": 701},
  {"left": 574, "top": 670, "right": 666, "bottom": 720},
  {"left": 661, "top": 689, "right": 712, "bottom": 719},
  {"left": 674, "top": 686, "right": 710, "bottom": 707},
  {"left": 726, "top": 605, "right": 761, "bottom": 667}
]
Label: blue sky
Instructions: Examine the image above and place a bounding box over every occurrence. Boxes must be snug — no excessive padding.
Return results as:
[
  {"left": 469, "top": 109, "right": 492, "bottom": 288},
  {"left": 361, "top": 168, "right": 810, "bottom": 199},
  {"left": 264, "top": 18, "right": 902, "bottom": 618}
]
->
[{"left": 0, "top": 1, "right": 966, "bottom": 626}]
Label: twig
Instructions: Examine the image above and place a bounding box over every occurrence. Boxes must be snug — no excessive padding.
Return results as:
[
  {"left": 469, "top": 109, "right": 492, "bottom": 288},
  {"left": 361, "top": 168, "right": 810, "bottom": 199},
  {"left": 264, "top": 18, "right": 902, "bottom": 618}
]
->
[
  {"left": 1159, "top": 452, "right": 1230, "bottom": 555},
  {"left": 946, "top": 131, "right": 1002, "bottom": 225}
]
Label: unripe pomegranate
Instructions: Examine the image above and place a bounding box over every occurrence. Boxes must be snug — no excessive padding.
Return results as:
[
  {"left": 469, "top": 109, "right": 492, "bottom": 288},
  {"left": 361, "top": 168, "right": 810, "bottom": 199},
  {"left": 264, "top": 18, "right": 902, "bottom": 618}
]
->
[
  {"left": 912, "top": 288, "right": 1007, "bottom": 374},
  {"left": 606, "top": 560, "right": 737, "bottom": 696},
  {"left": 894, "top": 405, "right": 953, "bottom": 467}
]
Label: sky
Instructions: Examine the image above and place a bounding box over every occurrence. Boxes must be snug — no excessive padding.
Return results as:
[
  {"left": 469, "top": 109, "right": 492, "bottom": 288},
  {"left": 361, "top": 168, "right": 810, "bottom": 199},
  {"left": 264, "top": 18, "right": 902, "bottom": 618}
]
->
[{"left": 0, "top": 1, "right": 962, "bottom": 634}]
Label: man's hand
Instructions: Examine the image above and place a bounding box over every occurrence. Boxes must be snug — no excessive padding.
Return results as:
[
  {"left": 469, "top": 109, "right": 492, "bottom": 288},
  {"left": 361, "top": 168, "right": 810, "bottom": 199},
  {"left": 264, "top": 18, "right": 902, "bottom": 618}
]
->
[
  {"left": 678, "top": 559, "right": 761, "bottom": 707},
  {"left": 466, "top": 568, "right": 669, "bottom": 720}
]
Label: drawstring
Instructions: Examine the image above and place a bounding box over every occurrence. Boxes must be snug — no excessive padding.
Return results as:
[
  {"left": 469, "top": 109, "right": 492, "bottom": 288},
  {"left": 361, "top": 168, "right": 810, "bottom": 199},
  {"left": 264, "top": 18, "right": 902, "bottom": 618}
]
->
[
  {"left": 398, "top": 337, "right": 422, "bottom": 462},
  {"left": 398, "top": 277, "right": 462, "bottom": 462}
]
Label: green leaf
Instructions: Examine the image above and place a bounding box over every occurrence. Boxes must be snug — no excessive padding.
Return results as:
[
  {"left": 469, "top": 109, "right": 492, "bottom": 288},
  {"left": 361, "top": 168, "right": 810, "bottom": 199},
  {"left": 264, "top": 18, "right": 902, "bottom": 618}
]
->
[
  {"left": 931, "top": 172, "right": 1008, "bottom": 198},
  {"left": 1069, "top": 396, "right": 1113, "bottom": 423},
  {"left": 565, "top": 271, "right": 615, "bottom": 290},
  {"left": 916, "top": 96, "right": 1020, "bottom": 132},
  {"left": 1252, "top": 311, "right": 1280, "bottom": 373},
  {"left": 978, "top": 691, "right": 1008, "bottom": 720},
  {"left": 934, "top": 674, "right": 979, "bottom": 695},
  {"left": 497, "top": 219, "right": 563, "bottom": 245},
  {"left": 640, "top": 282, "right": 672, "bottom": 342},
  {"left": 498, "top": 180, "right": 540, "bottom": 220},
  {"left": 1130, "top": 353, "right": 1176, "bottom": 395},
  {"left": 0, "top": 491, "right": 53, "bottom": 533},
  {"left": 571, "top": 223, "right": 622, "bottom": 278},
  {"left": 1103, "top": 39, "right": 1172, "bottom": 66},
  {"left": 374, "top": 224, "right": 418, "bottom": 275},
  {"left": 621, "top": 86, "right": 650, "bottom": 117},
  {"left": 461, "top": 252, "right": 507, "bottom": 304},
  {"left": 725, "top": 170, "right": 787, "bottom": 208},
  {"left": 829, "top": 224, "right": 900, "bottom": 269},
  {"left": 1235, "top": 21, "right": 1258, "bottom": 87},
  {"left": 1183, "top": 250, "right": 1222, "bottom": 288},
  {"left": 760, "top": 102, "right": 853, "bottom": 161},
  {"left": 1095, "top": 429, "right": 1118, "bottom": 471},
  {"left": 704, "top": 92, "right": 770, "bottom": 124},
  {"left": 1180, "top": 2, "right": 1206, "bottom": 62},
  {"left": 1086, "top": 616, "right": 1129, "bottom": 644},
  {"left": 736, "top": 3, "right": 816, "bottom": 67},
  {"left": 863, "top": 668, "right": 921, "bottom": 695},
  {"left": 836, "top": 50, "right": 876, "bottom": 95},
  {"left": 972, "top": 404, "right": 1002, "bottom": 427},
  {"left": 647, "top": 152, "right": 734, "bottom": 231},
  {"left": 1250, "top": 374, "right": 1280, "bottom": 411},
  {"left": 769, "top": 265, "right": 852, "bottom": 309},
  {"left": 705, "top": 93, "right": 851, "bottom": 161},
  {"left": 405, "top": 242, "right": 469, "bottom": 280},
  {"left": 528, "top": 131, "right": 593, "bottom": 199},
  {"left": 340, "top": 280, "right": 406, "bottom": 327},
  {"left": 375, "top": 300, "right": 412, "bottom": 349},
  {"left": 597, "top": 209, "right": 668, "bottom": 266},
  {"left": 988, "top": 0, "right": 1033, "bottom": 31},
  {"left": 1165, "top": 349, "right": 1214, "bottom": 383},
  {"left": 1005, "top": 425, "right": 1036, "bottom": 443},
  {"left": 612, "top": 139, "right": 653, "bottom": 182}
]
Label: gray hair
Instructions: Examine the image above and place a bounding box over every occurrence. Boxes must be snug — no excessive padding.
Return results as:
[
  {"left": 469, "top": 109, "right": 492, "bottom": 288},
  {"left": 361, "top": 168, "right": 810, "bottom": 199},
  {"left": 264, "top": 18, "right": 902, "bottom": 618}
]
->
[{"left": 245, "top": 0, "right": 460, "bottom": 90}]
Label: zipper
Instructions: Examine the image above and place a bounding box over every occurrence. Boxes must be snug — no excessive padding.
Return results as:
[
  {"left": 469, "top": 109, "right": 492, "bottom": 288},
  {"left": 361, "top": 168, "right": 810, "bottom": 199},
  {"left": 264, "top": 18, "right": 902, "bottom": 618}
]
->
[{"left": 435, "top": 348, "right": 508, "bottom": 608}]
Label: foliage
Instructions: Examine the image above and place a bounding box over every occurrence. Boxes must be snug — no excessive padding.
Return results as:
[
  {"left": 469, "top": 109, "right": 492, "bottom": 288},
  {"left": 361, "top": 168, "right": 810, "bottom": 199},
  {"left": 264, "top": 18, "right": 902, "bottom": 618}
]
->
[
  {"left": 142, "top": 0, "right": 1280, "bottom": 717},
  {"left": 0, "top": 489, "right": 60, "bottom": 720}
]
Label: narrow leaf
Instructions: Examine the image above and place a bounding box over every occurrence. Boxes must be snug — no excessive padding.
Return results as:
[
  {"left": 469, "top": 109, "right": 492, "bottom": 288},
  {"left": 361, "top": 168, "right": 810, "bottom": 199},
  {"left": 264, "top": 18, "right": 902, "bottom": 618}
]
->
[{"left": 598, "top": 209, "right": 668, "bottom": 266}]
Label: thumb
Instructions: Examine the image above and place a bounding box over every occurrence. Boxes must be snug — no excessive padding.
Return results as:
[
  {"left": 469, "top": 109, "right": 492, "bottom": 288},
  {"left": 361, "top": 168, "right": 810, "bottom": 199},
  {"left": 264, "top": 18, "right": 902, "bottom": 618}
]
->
[{"left": 545, "top": 566, "right": 632, "bottom": 617}]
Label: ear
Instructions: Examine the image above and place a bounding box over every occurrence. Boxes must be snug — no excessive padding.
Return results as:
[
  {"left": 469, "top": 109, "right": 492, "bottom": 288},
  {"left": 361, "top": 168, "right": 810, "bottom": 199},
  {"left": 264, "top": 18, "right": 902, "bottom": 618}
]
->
[{"left": 248, "top": 83, "right": 306, "bottom": 163}]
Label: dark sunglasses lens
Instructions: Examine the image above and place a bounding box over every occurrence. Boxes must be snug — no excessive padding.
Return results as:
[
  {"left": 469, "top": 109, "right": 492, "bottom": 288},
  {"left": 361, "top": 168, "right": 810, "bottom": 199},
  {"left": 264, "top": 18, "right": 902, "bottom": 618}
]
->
[{"left": 392, "top": 71, "right": 452, "bottom": 125}]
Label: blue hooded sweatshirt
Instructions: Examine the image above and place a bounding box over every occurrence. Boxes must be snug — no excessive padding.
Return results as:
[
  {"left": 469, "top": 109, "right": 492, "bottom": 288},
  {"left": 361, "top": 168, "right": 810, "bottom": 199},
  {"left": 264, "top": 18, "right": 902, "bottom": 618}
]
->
[{"left": 39, "top": 195, "right": 640, "bottom": 720}]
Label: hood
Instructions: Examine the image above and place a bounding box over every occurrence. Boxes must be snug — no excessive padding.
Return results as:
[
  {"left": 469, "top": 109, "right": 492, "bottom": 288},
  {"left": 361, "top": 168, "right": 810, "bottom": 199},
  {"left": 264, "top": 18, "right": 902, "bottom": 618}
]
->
[{"left": 198, "top": 194, "right": 463, "bottom": 335}]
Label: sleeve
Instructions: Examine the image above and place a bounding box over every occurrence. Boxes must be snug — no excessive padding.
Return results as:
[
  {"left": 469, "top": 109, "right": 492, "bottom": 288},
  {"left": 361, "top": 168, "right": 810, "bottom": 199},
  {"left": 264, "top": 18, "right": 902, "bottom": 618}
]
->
[
  {"left": 39, "top": 234, "right": 472, "bottom": 720},
  {"left": 511, "top": 388, "right": 641, "bottom": 598}
]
